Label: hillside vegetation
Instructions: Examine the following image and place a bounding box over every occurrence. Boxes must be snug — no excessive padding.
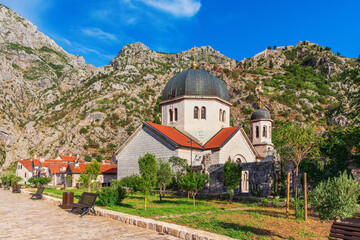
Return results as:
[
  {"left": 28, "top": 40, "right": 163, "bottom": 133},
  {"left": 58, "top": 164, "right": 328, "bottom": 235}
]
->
[{"left": 0, "top": 4, "right": 358, "bottom": 169}]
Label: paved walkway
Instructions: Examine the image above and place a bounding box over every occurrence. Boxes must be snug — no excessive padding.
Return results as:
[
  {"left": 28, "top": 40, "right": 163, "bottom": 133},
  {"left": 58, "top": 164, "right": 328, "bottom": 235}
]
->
[{"left": 0, "top": 190, "right": 179, "bottom": 240}]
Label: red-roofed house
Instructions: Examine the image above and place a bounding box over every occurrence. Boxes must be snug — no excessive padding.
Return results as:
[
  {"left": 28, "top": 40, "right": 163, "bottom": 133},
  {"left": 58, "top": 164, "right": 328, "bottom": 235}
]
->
[
  {"left": 66, "top": 163, "right": 117, "bottom": 187},
  {"left": 16, "top": 160, "right": 34, "bottom": 185},
  {"left": 113, "top": 68, "right": 276, "bottom": 196},
  {"left": 48, "top": 163, "right": 69, "bottom": 185},
  {"left": 57, "top": 155, "right": 78, "bottom": 162}
]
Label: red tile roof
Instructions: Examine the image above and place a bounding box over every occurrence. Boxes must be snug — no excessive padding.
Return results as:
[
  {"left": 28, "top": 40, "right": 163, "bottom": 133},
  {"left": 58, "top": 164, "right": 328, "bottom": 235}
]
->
[
  {"left": 32, "top": 159, "right": 40, "bottom": 166},
  {"left": 101, "top": 164, "right": 117, "bottom": 174},
  {"left": 146, "top": 122, "right": 203, "bottom": 149},
  {"left": 19, "top": 160, "right": 33, "bottom": 172},
  {"left": 49, "top": 164, "right": 69, "bottom": 174},
  {"left": 68, "top": 163, "right": 87, "bottom": 174},
  {"left": 44, "top": 160, "right": 64, "bottom": 164},
  {"left": 59, "top": 155, "right": 77, "bottom": 162},
  {"left": 203, "top": 127, "right": 240, "bottom": 149},
  {"left": 68, "top": 163, "right": 117, "bottom": 174}
]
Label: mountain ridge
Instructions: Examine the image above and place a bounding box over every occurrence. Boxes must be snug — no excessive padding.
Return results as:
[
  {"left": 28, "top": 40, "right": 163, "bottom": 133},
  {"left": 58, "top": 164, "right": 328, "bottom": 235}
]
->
[{"left": 0, "top": 4, "right": 358, "bottom": 170}]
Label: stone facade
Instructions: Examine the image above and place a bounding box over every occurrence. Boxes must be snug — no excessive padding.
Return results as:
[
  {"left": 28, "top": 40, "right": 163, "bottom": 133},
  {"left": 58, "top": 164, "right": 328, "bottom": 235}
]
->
[
  {"left": 210, "top": 128, "right": 257, "bottom": 164},
  {"left": 15, "top": 162, "right": 33, "bottom": 185},
  {"left": 207, "top": 160, "right": 275, "bottom": 196},
  {"left": 162, "top": 98, "right": 231, "bottom": 144},
  {"left": 117, "top": 126, "right": 178, "bottom": 179},
  {"left": 250, "top": 119, "right": 273, "bottom": 157}
]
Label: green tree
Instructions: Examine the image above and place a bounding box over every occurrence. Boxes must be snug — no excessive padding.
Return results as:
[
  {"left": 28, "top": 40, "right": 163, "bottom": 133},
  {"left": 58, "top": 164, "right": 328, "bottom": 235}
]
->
[
  {"left": 169, "top": 156, "right": 188, "bottom": 189},
  {"left": 84, "top": 155, "right": 92, "bottom": 162},
  {"left": 311, "top": 171, "right": 360, "bottom": 221},
  {"left": 157, "top": 159, "right": 173, "bottom": 201},
  {"left": 267, "top": 46, "right": 271, "bottom": 50},
  {"left": 78, "top": 173, "right": 90, "bottom": 189},
  {"left": 84, "top": 160, "right": 101, "bottom": 192},
  {"left": 28, "top": 177, "right": 52, "bottom": 187},
  {"left": 116, "top": 174, "right": 141, "bottom": 195},
  {"left": 178, "top": 169, "right": 209, "bottom": 207},
  {"left": 2, "top": 173, "right": 22, "bottom": 186},
  {"left": 138, "top": 153, "right": 158, "bottom": 210},
  {"left": 269, "top": 60, "right": 274, "bottom": 69},
  {"left": 273, "top": 122, "right": 322, "bottom": 212},
  {"left": 223, "top": 158, "right": 242, "bottom": 204}
]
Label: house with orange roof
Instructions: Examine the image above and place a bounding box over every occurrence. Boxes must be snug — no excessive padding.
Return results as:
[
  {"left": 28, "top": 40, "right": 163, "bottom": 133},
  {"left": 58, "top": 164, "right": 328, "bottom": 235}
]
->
[
  {"left": 66, "top": 162, "right": 117, "bottom": 187},
  {"left": 48, "top": 163, "right": 69, "bottom": 185},
  {"left": 113, "top": 68, "right": 276, "bottom": 196},
  {"left": 16, "top": 160, "right": 34, "bottom": 185}
]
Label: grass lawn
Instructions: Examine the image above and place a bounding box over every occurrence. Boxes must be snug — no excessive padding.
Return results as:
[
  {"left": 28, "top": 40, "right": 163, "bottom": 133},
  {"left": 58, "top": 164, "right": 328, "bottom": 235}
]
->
[{"left": 35, "top": 188, "right": 332, "bottom": 239}]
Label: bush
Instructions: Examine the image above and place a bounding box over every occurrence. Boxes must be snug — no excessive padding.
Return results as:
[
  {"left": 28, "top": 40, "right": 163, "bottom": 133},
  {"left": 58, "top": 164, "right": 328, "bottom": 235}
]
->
[
  {"left": 98, "top": 186, "right": 126, "bottom": 206},
  {"left": 311, "top": 171, "right": 360, "bottom": 220},
  {"left": 28, "top": 177, "right": 51, "bottom": 187}
]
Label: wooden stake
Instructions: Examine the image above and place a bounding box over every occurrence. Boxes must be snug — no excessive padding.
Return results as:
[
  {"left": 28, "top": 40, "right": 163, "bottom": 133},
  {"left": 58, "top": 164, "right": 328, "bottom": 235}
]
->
[
  {"left": 286, "top": 172, "right": 290, "bottom": 218},
  {"left": 304, "top": 172, "right": 307, "bottom": 221}
]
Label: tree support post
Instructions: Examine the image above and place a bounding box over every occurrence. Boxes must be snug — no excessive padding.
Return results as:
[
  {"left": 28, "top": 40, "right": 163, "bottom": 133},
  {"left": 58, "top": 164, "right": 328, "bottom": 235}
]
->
[
  {"left": 286, "top": 172, "right": 290, "bottom": 218},
  {"left": 304, "top": 172, "right": 307, "bottom": 221}
]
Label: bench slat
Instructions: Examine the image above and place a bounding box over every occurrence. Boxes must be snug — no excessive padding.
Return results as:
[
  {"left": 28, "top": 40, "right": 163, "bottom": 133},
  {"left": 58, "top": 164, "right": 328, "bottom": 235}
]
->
[
  {"left": 332, "top": 225, "right": 360, "bottom": 233},
  {"left": 334, "top": 222, "right": 360, "bottom": 228},
  {"left": 330, "top": 232, "right": 360, "bottom": 240},
  {"left": 331, "top": 229, "right": 360, "bottom": 238}
]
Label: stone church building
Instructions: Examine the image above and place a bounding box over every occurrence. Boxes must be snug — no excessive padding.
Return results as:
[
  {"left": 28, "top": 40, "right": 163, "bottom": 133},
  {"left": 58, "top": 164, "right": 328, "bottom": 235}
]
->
[{"left": 115, "top": 67, "right": 276, "bottom": 196}]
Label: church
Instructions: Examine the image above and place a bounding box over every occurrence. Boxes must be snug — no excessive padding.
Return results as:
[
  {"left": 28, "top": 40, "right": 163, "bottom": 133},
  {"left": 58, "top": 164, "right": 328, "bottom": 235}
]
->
[{"left": 115, "top": 63, "right": 276, "bottom": 196}]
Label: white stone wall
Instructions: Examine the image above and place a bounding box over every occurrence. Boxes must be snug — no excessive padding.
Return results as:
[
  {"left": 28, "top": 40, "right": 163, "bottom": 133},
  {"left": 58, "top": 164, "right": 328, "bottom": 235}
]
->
[
  {"left": 214, "top": 130, "right": 257, "bottom": 164},
  {"left": 162, "top": 98, "right": 230, "bottom": 144},
  {"left": 117, "top": 127, "right": 178, "bottom": 179},
  {"left": 177, "top": 148, "right": 203, "bottom": 165},
  {"left": 15, "top": 162, "right": 32, "bottom": 185},
  {"left": 250, "top": 119, "right": 273, "bottom": 157},
  {"left": 250, "top": 119, "right": 272, "bottom": 145}
]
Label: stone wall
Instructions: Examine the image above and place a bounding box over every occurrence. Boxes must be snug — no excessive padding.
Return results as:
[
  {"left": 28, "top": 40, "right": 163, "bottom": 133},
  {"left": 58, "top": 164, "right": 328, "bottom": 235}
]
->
[
  {"left": 117, "top": 126, "right": 178, "bottom": 179},
  {"left": 207, "top": 161, "right": 275, "bottom": 197}
]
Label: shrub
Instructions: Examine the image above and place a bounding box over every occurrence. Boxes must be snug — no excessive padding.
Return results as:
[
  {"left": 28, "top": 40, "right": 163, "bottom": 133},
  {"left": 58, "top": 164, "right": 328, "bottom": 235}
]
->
[
  {"left": 311, "top": 171, "right": 360, "bottom": 220},
  {"left": 84, "top": 155, "right": 92, "bottom": 162},
  {"left": 28, "top": 177, "right": 51, "bottom": 187},
  {"left": 98, "top": 186, "right": 126, "bottom": 206},
  {"left": 80, "top": 127, "right": 88, "bottom": 134}
]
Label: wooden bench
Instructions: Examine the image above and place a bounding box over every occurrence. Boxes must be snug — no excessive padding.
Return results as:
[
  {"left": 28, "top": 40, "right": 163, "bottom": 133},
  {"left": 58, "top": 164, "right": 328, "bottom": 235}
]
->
[
  {"left": 70, "top": 192, "right": 98, "bottom": 217},
  {"left": 30, "top": 187, "right": 45, "bottom": 200},
  {"left": 330, "top": 221, "right": 360, "bottom": 239},
  {"left": 3, "top": 184, "right": 10, "bottom": 190},
  {"left": 12, "top": 185, "right": 21, "bottom": 193}
]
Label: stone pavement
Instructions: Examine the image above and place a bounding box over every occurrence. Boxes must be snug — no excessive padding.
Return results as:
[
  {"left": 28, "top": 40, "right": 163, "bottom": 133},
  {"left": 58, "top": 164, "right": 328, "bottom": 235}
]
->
[{"left": 0, "top": 190, "right": 179, "bottom": 240}]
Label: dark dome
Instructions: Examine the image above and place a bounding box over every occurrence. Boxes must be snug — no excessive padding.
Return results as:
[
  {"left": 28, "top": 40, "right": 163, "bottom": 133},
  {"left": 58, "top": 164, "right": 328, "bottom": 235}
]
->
[
  {"left": 162, "top": 69, "right": 230, "bottom": 102},
  {"left": 251, "top": 108, "right": 271, "bottom": 120}
]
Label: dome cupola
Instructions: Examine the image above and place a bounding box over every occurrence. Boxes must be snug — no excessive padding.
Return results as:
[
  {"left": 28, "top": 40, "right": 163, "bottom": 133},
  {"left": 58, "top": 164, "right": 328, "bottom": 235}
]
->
[
  {"left": 161, "top": 69, "right": 230, "bottom": 103},
  {"left": 250, "top": 108, "right": 271, "bottom": 121}
]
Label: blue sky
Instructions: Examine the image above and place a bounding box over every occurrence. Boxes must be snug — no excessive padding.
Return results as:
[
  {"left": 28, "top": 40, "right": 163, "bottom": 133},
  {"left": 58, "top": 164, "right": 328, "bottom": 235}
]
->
[{"left": 2, "top": 0, "right": 360, "bottom": 67}]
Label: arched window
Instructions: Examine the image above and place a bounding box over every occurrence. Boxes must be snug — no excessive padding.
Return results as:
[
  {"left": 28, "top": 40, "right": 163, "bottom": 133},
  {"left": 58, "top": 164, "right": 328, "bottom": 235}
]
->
[
  {"left": 169, "top": 109, "right": 173, "bottom": 122},
  {"left": 263, "top": 126, "right": 267, "bottom": 137},
  {"left": 201, "top": 107, "right": 206, "bottom": 119},
  {"left": 241, "top": 171, "right": 249, "bottom": 193},
  {"left": 219, "top": 109, "right": 222, "bottom": 121},
  {"left": 256, "top": 126, "right": 259, "bottom": 138},
  {"left": 194, "top": 107, "right": 199, "bottom": 119},
  {"left": 174, "top": 108, "right": 178, "bottom": 121},
  {"left": 222, "top": 110, "right": 226, "bottom": 122}
]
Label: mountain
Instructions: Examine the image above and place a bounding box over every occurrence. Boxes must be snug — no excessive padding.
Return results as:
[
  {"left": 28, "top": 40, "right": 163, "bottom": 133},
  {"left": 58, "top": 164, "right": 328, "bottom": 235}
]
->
[{"left": 0, "top": 4, "right": 358, "bottom": 169}]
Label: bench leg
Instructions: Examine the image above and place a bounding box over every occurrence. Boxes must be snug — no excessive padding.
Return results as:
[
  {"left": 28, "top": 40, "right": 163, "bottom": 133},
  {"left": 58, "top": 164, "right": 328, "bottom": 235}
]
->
[
  {"left": 89, "top": 206, "right": 96, "bottom": 216},
  {"left": 80, "top": 208, "right": 90, "bottom": 218}
]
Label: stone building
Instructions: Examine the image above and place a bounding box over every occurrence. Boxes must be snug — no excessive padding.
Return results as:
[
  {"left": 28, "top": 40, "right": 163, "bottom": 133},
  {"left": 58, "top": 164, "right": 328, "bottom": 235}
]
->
[{"left": 114, "top": 67, "right": 276, "bottom": 196}]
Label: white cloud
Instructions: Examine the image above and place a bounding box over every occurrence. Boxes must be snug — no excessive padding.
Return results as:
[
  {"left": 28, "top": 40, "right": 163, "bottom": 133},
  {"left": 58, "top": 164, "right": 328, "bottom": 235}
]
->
[
  {"left": 81, "top": 27, "right": 117, "bottom": 40},
  {"left": 138, "top": 0, "right": 201, "bottom": 17}
]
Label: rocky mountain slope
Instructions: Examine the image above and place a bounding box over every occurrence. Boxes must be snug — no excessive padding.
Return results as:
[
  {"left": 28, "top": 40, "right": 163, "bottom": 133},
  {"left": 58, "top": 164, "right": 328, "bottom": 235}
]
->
[{"left": 0, "top": 4, "right": 358, "bottom": 169}]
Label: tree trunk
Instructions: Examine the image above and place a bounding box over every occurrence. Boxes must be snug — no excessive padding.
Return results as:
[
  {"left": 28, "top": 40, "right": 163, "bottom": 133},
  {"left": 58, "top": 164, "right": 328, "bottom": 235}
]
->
[
  {"left": 188, "top": 192, "right": 189, "bottom": 199},
  {"left": 193, "top": 194, "right": 195, "bottom": 207},
  {"left": 88, "top": 182, "right": 91, "bottom": 192},
  {"left": 295, "top": 166, "right": 299, "bottom": 214},
  {"left": 159, "top": 186, "right": 162, "bottom": 202},
  {"left": 144, "top": 195, "right": 147, "bottom": 211},
  {"left": 229, "top": 189, "right": 233, "bottom": 204}
]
